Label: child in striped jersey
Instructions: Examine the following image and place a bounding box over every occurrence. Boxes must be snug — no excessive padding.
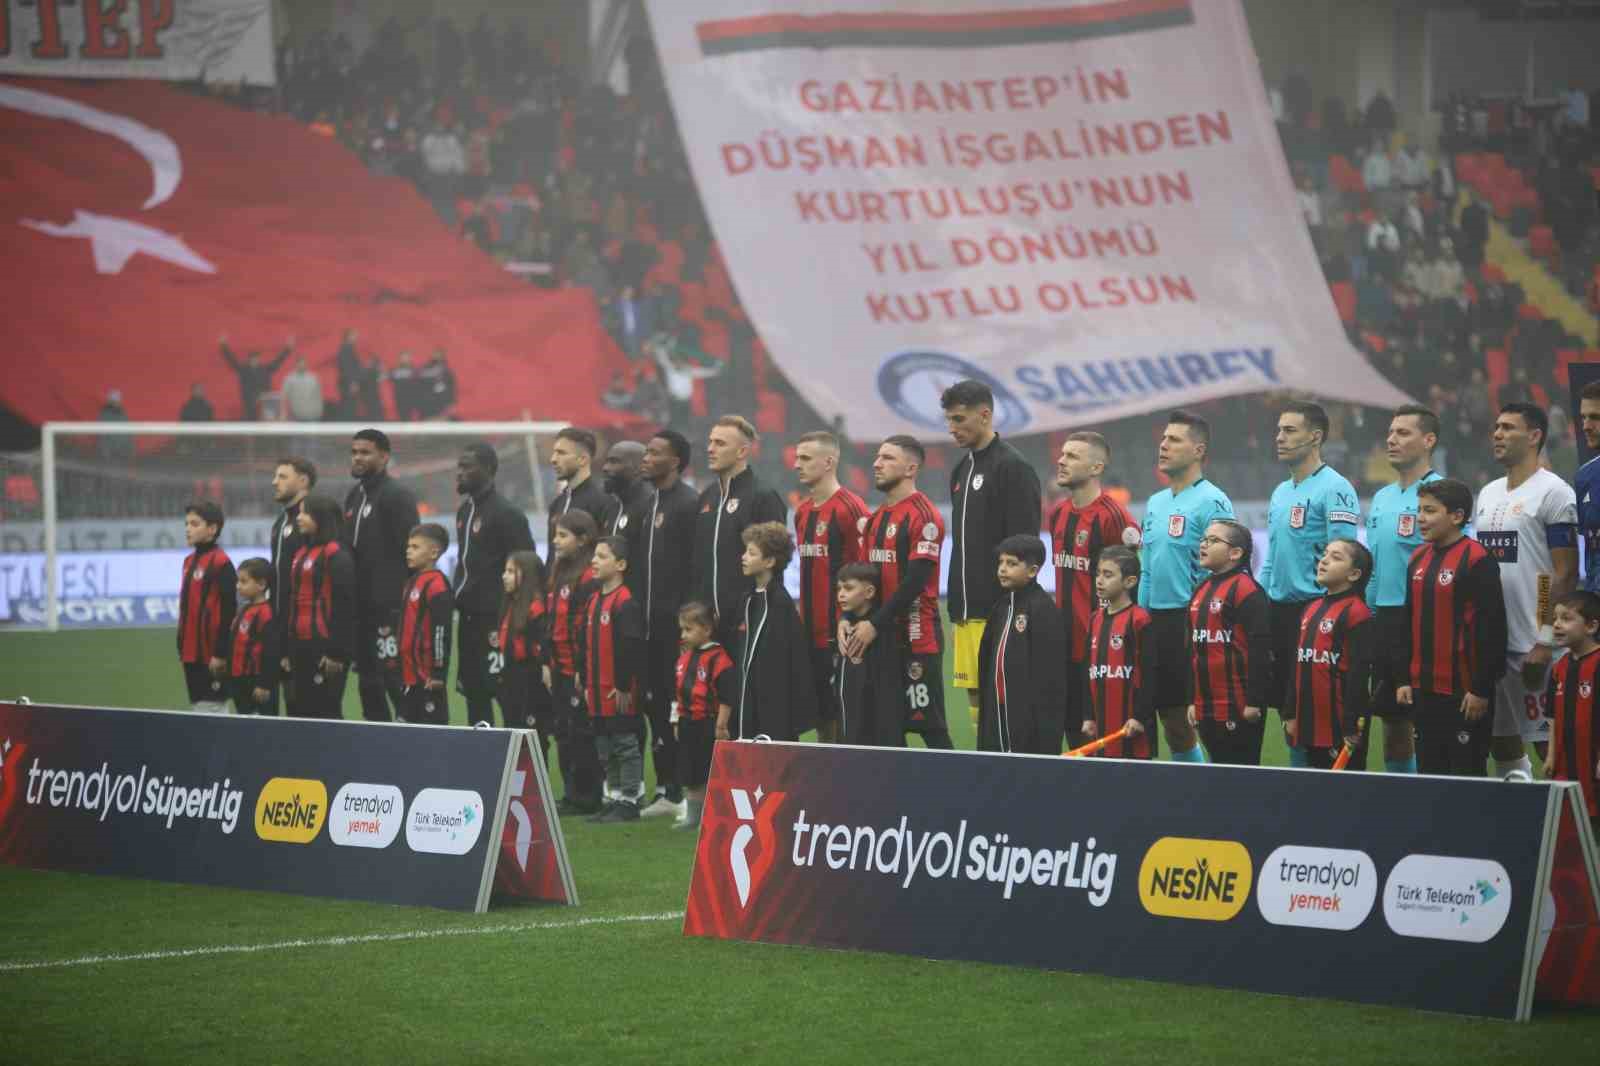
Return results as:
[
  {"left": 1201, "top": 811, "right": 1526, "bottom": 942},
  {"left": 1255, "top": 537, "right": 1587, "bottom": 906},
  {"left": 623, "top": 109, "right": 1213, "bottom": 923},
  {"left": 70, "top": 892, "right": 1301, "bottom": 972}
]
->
[
  {"left": 1548, "top": 592, "right": 1600, "bottom": 834},
  {"left": 1286, "top": 539, "right": 1375, "bottom": 769},
  {"left": 1084, "top": 546, "right": 1156, "bottom": 759},
  {"left": 673, "top": 601, "right": 735, "bottom": 830}
]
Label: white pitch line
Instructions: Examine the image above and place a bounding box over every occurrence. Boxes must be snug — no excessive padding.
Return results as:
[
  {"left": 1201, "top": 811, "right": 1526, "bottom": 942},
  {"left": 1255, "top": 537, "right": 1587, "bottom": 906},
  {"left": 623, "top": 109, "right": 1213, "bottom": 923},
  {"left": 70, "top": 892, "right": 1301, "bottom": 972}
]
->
[{"left": 0, "top": 910, "right": 684, "bottom": 974}]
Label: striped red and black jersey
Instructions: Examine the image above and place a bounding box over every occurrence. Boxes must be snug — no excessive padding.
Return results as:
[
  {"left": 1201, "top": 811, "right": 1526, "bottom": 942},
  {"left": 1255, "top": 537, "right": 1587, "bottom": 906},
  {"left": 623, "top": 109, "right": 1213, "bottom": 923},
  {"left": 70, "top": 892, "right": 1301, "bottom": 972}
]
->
[
  {"left": 399, "top": 568, "right": 454, "bottom": 687},
  {"left": 228, "top": 601, "right": 277, "bottom": 688},
  {"left": 1049, "top": 493, "right": 1138, "bottom": 661},
  {"left": 178, "top": 544, "right": 236, "bottom": 663},
  {"left": 286, "top": 542, "right": 356, "bottom": 659},
  {"left": 1187, "top": 567, "right": 1271, "bottom": 722},
  {"left": 1288, "top": 591, "right": 1374, "bottom": 749},
  {"left": 583, "top": 583, "right": 644, "bottom": 720},
  {"left": 546, "top": 566, "right": 596, "bottom": 678},
  {"left": 498, "top": 598, "right": 548, "bottom": 667},
  {"left": 1086, "top": 605, "right": 1156, "bottom": 758},
  {"left": 1548, "top": 647, "right": 1600, "bottom": 818},
  {"left": 794, "top": 488, "right": 870, "bottom": 650},
  {"left": 862, "top": 491, "right": 945, "bottom": 655},
  {"left": 1402, "top": 536, "right": 1508, "bottom": 698},
  {"left": 675, "top": 642, "right": 736, "bottom": 722}
]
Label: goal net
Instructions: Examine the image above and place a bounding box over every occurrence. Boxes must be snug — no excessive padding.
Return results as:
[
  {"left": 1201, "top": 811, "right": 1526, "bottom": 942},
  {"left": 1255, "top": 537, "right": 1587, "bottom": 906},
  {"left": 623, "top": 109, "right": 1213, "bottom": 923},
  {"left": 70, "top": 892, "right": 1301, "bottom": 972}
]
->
[{"left": 3, "top": 421, "right": 569, "bottom": 631}]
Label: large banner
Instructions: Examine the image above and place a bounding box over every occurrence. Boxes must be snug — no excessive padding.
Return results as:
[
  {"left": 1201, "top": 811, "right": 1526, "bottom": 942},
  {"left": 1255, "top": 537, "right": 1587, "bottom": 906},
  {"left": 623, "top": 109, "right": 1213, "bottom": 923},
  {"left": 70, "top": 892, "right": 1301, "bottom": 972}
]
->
[
  {"left": 0, "top": 0, "right": 274, "bottom": 85},
  {"left": 686, "top": 741, "right": 1600, "bottom": 1019},
  {"left": 646, "top": 0, "right": 1409, "bottom": 440},
  {"left": 0, "top": 703, "right": 576, "bottom": 911}
]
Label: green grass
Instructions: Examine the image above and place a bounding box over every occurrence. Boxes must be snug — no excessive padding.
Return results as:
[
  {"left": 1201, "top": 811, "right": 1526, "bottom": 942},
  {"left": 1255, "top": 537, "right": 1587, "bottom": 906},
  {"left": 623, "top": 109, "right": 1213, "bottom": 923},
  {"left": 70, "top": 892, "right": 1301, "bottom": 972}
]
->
[{"left": 0, "top": 627, "right": 1595, "bottom": 1064}]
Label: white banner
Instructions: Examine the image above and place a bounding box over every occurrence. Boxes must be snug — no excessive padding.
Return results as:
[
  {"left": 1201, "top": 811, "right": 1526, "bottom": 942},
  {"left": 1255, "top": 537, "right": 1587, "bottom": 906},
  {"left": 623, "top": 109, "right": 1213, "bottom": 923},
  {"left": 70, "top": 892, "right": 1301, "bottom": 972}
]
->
[
  {"left": 646, "top": 0, "right": 1409, "bottom": 440},
  {"left": 1, "top": 0, "right": 274, "bottom": 85}
]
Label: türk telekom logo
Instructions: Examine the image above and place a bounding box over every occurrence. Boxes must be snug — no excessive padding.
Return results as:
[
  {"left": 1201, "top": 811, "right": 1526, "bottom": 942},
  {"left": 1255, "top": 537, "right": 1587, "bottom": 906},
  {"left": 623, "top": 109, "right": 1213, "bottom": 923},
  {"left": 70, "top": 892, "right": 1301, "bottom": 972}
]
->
[{"left": 726, "top": 785, "right": 786, "bottom": 908}]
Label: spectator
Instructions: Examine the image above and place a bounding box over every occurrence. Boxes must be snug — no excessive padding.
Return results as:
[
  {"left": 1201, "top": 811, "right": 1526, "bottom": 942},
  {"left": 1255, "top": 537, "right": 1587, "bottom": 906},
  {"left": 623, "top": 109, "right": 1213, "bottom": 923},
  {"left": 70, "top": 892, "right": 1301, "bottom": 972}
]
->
[
  {"left": 606, "top": 284, "right": 658, "bottom": 360},
  {"left": 390, "top": 350, "right": 419, "bottom": 420},
  {"left": 97, "top": 388, "right": 133, "bottom": 461},
  {"left": 1295, "top": 169, "right": 1323, "bottom": 233},
  {"left": 601, "top": 370, "right": 634, "bottom": 411},
  {"left": 1402, "top": 191, "right": 1425, "bottom": 242},
  {"left": 219, "top": 334, "right": 293, "bottom": 420},
  {"left": 1362, "top": 141, "right": 1393, "bottom": 193},
  {"left": 420, "top": 120, "right": 467, "bottom": 216},
  {"left": 1366, "top": 213, "right": 1402, "bottom": 280},
  {"left": 282, "top": 357, "right": 326, "bottom": 422},
  {"left": 1458, "top": 192, "right": 1490, "bottom": 272},
  {"left": 179, "top": 383, "right": 214, "bottom": 423},
  {"left": 357, "top": 353, "right": 385, "bottom": 420},
  {"left": 1364, "top": 90, "right": 1396, "bottom": 140},
  {"left": 417, "top": 349, "right": 457, "bottom": 419},
  {"left": 1395, "top": 140, "right": 1429, "bottom": 190},
  {"left": 335, "top": 328, "right": 362, "bottom": 417}
]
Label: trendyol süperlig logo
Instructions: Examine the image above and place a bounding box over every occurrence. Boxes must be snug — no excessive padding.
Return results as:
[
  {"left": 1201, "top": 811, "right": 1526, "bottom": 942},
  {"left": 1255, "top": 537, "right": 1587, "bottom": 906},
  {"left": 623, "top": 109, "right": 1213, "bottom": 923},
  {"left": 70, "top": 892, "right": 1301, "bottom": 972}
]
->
[
  {"left": 877, "top": 351, "right": 1031, "bottom": 433},
  {"left": 727, "top": 785, "right": 786, "bottom": 908}
]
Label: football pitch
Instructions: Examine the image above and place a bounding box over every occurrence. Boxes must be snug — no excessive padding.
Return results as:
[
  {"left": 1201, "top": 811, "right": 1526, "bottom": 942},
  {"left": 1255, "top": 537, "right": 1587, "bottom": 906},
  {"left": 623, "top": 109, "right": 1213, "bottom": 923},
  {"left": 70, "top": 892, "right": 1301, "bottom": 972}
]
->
[{"left": 2, "top": 627, "right": 1597, "bottom": 1065}]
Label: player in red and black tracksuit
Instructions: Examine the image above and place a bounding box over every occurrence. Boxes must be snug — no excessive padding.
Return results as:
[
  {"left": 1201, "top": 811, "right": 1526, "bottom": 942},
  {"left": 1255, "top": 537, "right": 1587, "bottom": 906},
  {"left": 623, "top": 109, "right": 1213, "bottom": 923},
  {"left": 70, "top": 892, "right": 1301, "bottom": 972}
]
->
[
  {"left": 1187, "top": 521, "right": 1271, "bottom": 765},
  {"left": 794, "top": 451, "right": 870, "bottom": 744},
  {"left": 1084, "top": 547, "right": 1157, "bottom": 759},
  {"left": 1286, "top": 540, "right": 1376, "bottom": 769},
  {"left": 399, "top": 524, "right": 455, "bottom": 725},
  {"left": 1547, "top": 592, "right": 1600, "bottom": 833},
  {"left": 636, "top": 431, "right": 701, "bottom": 809},
  {"left": 978, "top": 536, "right": 1069, "bottom": 755},
  {"left": 1396, "top": 479, "right": 1509, "bottom": 776},
  {"left": 847, "top": 436, "right": 950, "bottom": 747},
  {"left": 673, "top": 600, "right": 736, "bottom": 828},
  {"left": 229, "top": 558, "right": 278, "bottom": 715},
  {"left": 496, "top": 550, "right": 551, "bottom": 737},
  {"left": 1047, "top": 432, "right": 1139, "bottom": 749},
  {"left": 178, "top": 501, "right": 236, "bottom": 711},
  {"left": 453, "top": 442, "right": 535, "bottom": 726},
  {"left": 583, "top": 537, "right": 646, "bottom": 821},
  {"left": 285, "top": 494, "right": 357, "bottom": 719},
  {"left": 833, "top": 563, "right": 905, "bottom": 748},
  {"left": 343, "top": 430, "right": 420, "bottom": 722}
]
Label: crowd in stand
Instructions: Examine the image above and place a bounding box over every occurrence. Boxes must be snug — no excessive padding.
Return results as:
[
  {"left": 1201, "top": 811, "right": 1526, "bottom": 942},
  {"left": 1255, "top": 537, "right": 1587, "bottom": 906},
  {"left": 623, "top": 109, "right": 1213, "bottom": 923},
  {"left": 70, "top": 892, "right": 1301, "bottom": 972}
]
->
[{"left": 153, "top": 19, "right": 1600, "bottom": 505}]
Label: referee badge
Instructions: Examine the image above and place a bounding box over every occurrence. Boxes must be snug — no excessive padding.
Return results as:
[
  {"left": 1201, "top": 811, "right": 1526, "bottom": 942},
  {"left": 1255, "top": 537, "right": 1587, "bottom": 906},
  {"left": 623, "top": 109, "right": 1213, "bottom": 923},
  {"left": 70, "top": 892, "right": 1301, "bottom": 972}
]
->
[
  {"left": 907, "top": 661, "right": 924, "bottom": 681},
  {"left": 1014, "top": 614, "right": 1028, "bottom": 634},
  {"left": 1397, "top": 514, "right": 1416, "bottom": 536},
  {"left": 1167, "top": 514, "right": 1185, "bottom": 538},
  {"left": 1289, "top": 505, "right": 1306, "bottom": 529}
]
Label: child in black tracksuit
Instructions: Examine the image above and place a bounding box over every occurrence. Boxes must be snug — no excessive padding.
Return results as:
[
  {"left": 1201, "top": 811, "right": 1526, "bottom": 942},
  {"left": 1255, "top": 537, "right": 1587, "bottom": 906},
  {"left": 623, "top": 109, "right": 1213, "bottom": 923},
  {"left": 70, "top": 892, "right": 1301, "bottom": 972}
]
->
[
  {"left": 833, "top": 562, "right": 905, "bottom": 747},
  {"left": 978, "top": 534, "right": 1068, "bottom": 755},
  {"left": 230, "top": 558, "right": 279, "bottom": 715}
]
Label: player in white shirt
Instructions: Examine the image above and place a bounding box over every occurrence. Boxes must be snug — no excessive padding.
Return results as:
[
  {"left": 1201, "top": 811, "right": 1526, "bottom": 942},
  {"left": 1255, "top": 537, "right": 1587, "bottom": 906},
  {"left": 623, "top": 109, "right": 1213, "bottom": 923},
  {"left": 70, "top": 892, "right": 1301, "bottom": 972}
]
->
[{"left": 1476, "top": 403, "right": 1579, "bottom": 776}]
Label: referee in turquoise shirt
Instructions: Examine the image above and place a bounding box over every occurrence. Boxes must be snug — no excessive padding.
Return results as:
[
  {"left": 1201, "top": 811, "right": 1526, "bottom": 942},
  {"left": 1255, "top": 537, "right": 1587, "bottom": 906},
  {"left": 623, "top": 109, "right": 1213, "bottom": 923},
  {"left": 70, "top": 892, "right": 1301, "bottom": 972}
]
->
[
  {"left": 1261, "top": 402, "right": 1362, "bottom": 756},
  {"left": 1139, "top": 410, "right": 1234, "bottom": 762},
  {"left": 1361, "top": 403, "right": 1443, "bottom": 774}
]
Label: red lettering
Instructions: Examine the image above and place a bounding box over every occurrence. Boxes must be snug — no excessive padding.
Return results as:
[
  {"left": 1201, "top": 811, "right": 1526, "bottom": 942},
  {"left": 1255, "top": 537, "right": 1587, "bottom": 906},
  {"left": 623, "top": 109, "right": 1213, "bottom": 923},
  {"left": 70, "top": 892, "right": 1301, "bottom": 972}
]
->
[
  {"left": 136, "top": 0, "right": 173, "bottom": 58},
  {"left": 31, "top": 0, "right": 70, "bottom": 59},
  {"left": 83, "top": 0, "right": 133, "bottom": 60}
]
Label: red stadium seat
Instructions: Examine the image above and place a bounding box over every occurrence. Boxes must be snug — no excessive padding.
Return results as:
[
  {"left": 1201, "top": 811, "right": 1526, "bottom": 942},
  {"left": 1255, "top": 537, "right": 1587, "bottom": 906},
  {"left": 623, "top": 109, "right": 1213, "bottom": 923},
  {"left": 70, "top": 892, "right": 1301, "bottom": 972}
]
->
[
  {"left": 755, "top": 390, "right": 787, "bottom": 435},
  {"left": 1481, "top": 263, "right": 1507, "bottom": 285},
  {"left": 1328, "top": 154, "right": 1364, "bottom": 193},
  {"left": 5, "top": 473, "right": 39, "bottom": 506},
  {"left": 1516, "top": 302, "right": 1544, "bottom": 321},
  {"left": 1486, "top": 348, "right": 1510, "bottom": 406},
  {"left": 1529, "top": 225, "right": 1557, "bottom": 260}
]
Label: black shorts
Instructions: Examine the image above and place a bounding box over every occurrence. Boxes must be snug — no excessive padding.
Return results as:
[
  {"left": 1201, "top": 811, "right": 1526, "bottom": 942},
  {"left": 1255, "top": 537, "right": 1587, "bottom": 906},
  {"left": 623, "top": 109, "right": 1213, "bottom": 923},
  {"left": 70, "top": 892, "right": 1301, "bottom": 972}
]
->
[
  {"left": 1267, "top": 598, "right": 1314, "bottom": 712},
  {"left": 1145, "top": 609, "right": 1190, "bottom": 710},
  {"left": 354, "top": 608, "right": 400, "bottom": 676},
  {"left": 455, "top": 612, "right": 497, "bottom": 703},
  {"left": 1369, "top": 607, "right": 1413, "bottom": 720},
  {"left": 1064, "top": 659, "right": 1090, "bottom": 742},
  {"left": 401, "top": 685, "right": 450, "bottom": 726},
  {"left": 230, "top": 679, "right": 279, "bottom": 715},
  {"left": 811, "top": 646, "right": 840, "bottom": 723},
  {"left": 676, "top": 717, "right": 715, "bottom": 788},
  {"left": 902, "top": 650, "right": 946, "bottom": 734},
  {"left": 183, "top": 662, "right": 226, "bottom": 705}
]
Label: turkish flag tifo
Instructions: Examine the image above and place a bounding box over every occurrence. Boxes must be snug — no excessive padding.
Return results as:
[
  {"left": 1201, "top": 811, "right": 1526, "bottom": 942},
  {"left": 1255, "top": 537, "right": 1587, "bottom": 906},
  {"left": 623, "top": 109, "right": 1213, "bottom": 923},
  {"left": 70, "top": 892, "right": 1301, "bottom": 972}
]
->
[{"left": 1, "top": 77, "right": 631, "bottom": 423}]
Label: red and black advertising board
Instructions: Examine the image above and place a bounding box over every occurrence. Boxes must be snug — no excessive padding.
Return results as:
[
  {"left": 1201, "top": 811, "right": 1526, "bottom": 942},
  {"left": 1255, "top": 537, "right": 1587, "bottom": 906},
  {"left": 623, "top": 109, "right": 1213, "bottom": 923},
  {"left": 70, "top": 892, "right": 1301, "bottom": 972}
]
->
[
  {"left": 0, "top": 702, "right": 575, "bottom": 911},
  {"left": 686, "top": 742, "right": 1600, "bottom": 1020}
]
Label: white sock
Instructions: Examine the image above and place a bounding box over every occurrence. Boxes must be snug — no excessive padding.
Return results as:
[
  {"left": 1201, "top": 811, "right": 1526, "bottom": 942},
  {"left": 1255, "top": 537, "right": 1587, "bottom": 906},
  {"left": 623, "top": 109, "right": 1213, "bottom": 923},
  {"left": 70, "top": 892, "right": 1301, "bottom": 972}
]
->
[{"left": 1496, "top": 755, "right": 1532, "bottom": 778}]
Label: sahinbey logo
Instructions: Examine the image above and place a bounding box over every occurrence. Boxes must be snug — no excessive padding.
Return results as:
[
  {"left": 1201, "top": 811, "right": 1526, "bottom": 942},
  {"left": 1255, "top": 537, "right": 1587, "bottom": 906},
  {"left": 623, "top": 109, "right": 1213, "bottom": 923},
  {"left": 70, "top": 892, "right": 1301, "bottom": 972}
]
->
[
  {"left": 1138, "top": 837, "right": 1253, "bottom": 920},
  {"left": 1382, "top": 854, "right": 1512, "bottom": 943},
  {"left": 727, "top": 785, "right": 786, "bottom": 908}
]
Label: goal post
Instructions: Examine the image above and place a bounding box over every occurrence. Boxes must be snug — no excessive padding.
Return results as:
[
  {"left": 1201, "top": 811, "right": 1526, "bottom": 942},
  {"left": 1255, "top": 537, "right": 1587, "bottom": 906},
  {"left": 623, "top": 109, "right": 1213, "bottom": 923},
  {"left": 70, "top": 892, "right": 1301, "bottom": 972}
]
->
[{"left": 28, "top": 420, "right": 569, "bottom": 632}]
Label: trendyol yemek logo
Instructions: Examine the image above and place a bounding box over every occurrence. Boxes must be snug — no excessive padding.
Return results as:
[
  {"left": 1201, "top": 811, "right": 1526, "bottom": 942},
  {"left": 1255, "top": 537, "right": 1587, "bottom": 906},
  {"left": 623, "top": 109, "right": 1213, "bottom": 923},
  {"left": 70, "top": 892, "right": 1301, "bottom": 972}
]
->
[
  {"left": 1255, "top": 845, "right": 1377, "bottom": 931},
  {"left": 727, "top": 785, "right": 786, "bottom": 908},
  {"left": 1382, "top": 854, "right": 1512, "bottom": 943},
  {"left": 328, "top": 782, "right": 403, "bottom": 849},
  {"left": 877, "top": 351, "right": 1031, "bottom": 433}
]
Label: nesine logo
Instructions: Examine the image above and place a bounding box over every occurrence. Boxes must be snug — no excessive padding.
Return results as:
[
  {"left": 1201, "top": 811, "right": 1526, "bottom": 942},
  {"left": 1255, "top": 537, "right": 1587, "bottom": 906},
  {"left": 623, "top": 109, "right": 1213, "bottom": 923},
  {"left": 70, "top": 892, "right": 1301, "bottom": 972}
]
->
[
  {"left": 1138, "top": 837, "right": 1253, "bottom": 921},
  {"left": 1255, "top": 845, "right": 1377, "bottom": 931},
  {"left": 254, "top": 777, "right": 328, "bottom": 844}
]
